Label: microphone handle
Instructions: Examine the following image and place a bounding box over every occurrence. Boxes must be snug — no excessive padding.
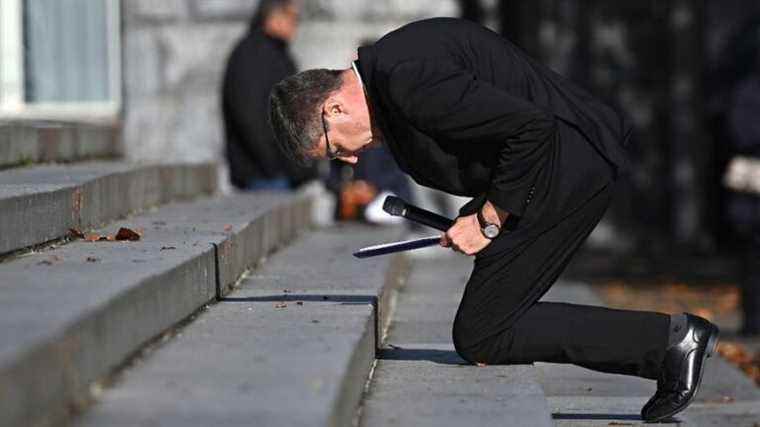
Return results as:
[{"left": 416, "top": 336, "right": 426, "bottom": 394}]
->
[{"left": 403, "top": 204, "right": 455, "bottom": 232}]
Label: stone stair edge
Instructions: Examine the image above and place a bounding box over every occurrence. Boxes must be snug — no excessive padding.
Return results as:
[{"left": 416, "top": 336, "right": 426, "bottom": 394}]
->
[
  {"left": 0, "top": 122, "right": 121, "bottom": 168},
  {"left": 0, "top": 161, "right": 218, "bottom": 257},
  {"left": 72, "top": 225, "right": 410, "bottom": 427},
  {"left": 0, "top": 190, "right": 313, "bottom": 427},
  {"left": 335, "top": 252, "right": 410, "bottom": 427}
]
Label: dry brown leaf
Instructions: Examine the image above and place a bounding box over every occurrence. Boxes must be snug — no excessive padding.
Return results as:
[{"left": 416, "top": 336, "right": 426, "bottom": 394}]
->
[
  {"left": 115, "top": 227, "right": 141, "bottom": 241},
  {"left": 69, "top": 228, "right": 85, "bottom": 239},
  {"left": 274, "top": 302, "right": 287, "bottom": 309},
  {"left": 85, "top": 233, "right": 101, "bottom": 242}
]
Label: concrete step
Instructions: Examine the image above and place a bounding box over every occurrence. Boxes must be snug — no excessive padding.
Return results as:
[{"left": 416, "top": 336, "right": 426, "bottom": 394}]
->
[
  {"left": 73, "top": 225, "right": 409, "bottom": 427},
  {"left": 0, "top": 161, "right": 216, "bottom": 256},
  {"left": 360, "top": 257, "right": 555, "bottom": 427},
  {"left": 0, "top": 192, "right": 312, "bottom": 427},
  {"left": 537, "top": 280, "right": 760, "bottom": 426},
  {"left": 0, "top": 122, "right": 119, "bottom": 169}
]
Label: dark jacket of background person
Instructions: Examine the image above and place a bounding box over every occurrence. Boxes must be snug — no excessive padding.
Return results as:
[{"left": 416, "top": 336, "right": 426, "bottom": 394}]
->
[
  {"left": 727, "top": 74, "right": 760, "bottom": 334},
  {"left": 356, "top": 18, "right": 632, "bottom": 239},
  {"left": 222, "top": 25, "right": 315, "bottom": 190},
  {"left": 727, "top": 76, "right": 760, "bottom": 231}
]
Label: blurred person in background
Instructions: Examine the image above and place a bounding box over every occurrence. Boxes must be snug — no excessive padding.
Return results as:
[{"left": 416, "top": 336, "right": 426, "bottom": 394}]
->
[
  {"left": 222, "top": 0, "right": 316, "bottom": 191},
  {"left": 726, "top": 28, "right": 760, "bottom": 337}
]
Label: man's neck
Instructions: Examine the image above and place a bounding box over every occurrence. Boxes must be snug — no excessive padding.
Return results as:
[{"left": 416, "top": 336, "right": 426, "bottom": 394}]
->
[{"left": 341, "top": 68, "right": 384, "bottom": 146}]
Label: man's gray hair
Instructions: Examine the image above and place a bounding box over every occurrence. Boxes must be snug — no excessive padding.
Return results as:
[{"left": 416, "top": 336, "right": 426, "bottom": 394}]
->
[{"left": 269, "top": 69, "right": 343, "bottom": 164}]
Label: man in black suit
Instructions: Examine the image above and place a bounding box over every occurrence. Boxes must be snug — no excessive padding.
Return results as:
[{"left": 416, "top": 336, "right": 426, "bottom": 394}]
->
[{"left": 269, "top": 18, "right": 719, "bottom": 422}]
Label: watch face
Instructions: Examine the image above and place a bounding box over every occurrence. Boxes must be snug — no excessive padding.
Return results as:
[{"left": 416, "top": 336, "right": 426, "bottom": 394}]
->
[{"left": 484, "top": 224, "right": 500, "bottom": 239}]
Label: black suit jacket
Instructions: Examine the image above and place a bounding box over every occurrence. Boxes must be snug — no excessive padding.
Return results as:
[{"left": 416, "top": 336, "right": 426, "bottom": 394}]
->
[{"left": 357, "top": 18, "right": 630, "bottom": 225}]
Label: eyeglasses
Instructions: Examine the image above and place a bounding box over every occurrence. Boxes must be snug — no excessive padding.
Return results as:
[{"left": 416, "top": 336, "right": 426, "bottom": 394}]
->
[{"left": 322, "top": 113, "right": 340, "bottom": 160}]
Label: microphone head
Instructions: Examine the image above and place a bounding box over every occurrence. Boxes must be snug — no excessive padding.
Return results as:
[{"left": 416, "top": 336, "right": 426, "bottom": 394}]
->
[{"left": 382, "top": 196, "right": 406, "bottom": 216}]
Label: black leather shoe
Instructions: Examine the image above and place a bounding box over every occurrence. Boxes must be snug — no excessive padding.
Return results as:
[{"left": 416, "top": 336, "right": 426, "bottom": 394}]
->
[{"left": 641, "top": 313, "right": 719, "bottom": 422}]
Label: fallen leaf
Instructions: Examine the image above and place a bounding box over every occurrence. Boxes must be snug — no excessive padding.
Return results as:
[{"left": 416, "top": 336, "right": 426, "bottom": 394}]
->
[
  {"left": 115, "top": 227, "right": 141, "bottom": 241},
  {"left": 85, "top": 233, "right": 101, "bottom": 242},
  {"left": 274, "top": 302, "right": 287, "bottom": 309},
  {"left": 69, "top": 228, "right": 85, "bottom": 239}
]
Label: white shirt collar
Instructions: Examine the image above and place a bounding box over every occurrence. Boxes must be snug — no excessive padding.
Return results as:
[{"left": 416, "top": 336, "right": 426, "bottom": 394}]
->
[{"left": 352, "top": 60, "right": 364, "bottom": 89}]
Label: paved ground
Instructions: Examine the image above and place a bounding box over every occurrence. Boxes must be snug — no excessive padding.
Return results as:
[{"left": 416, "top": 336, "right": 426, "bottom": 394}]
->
[
  {"left": 360, "top": 254, "right": 554, "bottom": 427},
  {"left": 539, "top": 282, "right": 760, "bottom": 426},
  {"left": 361, "top": 251, "right": 760, "bottom": 426}
]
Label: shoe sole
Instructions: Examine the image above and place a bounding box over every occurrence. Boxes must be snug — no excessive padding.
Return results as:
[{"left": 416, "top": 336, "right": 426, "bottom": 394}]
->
[{"left": 646, "top": 325, "right": 720, "bottom": 423}]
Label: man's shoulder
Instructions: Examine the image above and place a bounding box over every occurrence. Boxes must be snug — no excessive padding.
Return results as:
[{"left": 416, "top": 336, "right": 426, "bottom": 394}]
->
[{"left": 371, "top": 18, "right": 487, "bottom": 69}]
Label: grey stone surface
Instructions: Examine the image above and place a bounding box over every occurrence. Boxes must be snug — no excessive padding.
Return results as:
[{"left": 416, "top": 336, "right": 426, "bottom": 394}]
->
[
  {"left": 190, "top": 0, "right": 258, "bottom": 19},
  {"left": 123, "top": 0, "right": 190, "bottom": 23},
  {"left": 300, "top": 0, "right": 456, "bottom": 21},
  {"left": 536, "top": 279, "right": 760, "bottom": 425},
  {"left": 364, "top": 344, "right": 553, "bottom": 427},
  {"left": 0, "top": 161, "right": 216, "bottom": 255},
  {"left": 220, "top": 224, "right": 409, "bottom": 342},
  {"left": 0, "top": 192, "right": 310, "bottom": 427},
  {"left": 361, "top": 257, "right": 554, "bottom": 427},
  {"left": 0, "top": 126, "right": 39, "bottom": 166},
  {"left": 0, "top": 123, "right": 119, "bottom": 167},
  {"left": 74, "top": 225, "right": 408, "bottom": 427},
  {"left": 78, "top": 300, "right": 375, "bottom": 427}
]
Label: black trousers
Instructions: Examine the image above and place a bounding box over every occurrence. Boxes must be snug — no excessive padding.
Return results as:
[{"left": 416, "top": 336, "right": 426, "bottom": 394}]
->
[{"left": 452, "top": 183, "right": 670, "bottom": 381}]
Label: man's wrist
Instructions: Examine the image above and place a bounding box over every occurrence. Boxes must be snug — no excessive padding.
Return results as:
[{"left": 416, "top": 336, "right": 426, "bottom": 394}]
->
[
  {"left": 481, "top": 200, "right": 509, "bottom": 225},
  {"left": 477, "top": 209, "right": 501, "bottom": 239}
]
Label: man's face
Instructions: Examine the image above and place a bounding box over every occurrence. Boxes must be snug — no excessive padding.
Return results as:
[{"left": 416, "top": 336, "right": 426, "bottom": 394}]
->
[
  {"left": 310, "top": 112, "right": 379, "bottom": 165},
  {"left": 266, "top": 3, "right": 300, "bottom": 42}
]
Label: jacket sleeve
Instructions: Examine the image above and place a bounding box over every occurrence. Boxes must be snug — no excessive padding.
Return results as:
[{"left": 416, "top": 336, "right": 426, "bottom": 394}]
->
[{"left": 384, "top": 59, "right": 556, "bottom": 217}]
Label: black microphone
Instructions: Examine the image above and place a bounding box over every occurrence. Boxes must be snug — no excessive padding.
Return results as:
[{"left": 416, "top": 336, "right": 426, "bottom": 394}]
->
[{"left": 382, "top": 196, "right": 454, "bottom": 231}]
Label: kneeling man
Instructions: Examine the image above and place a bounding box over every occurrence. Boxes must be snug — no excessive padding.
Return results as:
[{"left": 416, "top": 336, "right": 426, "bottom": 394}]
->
[{"left": 268, "top": 18, "right": 719, "bottom": 422}]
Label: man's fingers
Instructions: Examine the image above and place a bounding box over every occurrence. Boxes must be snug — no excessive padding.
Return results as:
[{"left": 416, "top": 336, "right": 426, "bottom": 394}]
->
[{"left": 440, "top": 233, "right": 450, "bottom": 247}]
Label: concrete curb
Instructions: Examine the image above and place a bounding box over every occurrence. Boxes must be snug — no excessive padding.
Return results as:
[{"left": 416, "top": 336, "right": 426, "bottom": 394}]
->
[
  {"left": 0, "top": 192, "right": 311, "bottom": 427},
  {"left": 0, "top": 123, "right": 120, "bottom": 168},
  {"left": 0, "top": 161, "right": 217, "bottom": 256},
  {"left": 334, "top": 252, "right": 409, "bottom": 427}
]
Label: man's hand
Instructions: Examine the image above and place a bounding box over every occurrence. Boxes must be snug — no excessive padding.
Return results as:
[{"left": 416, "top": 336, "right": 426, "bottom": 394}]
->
[{"left": 440, "top": 213, "right": 491, "bottom": 256}]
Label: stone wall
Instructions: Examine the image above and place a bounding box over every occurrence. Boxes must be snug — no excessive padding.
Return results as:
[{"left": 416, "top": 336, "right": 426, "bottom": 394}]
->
[{"left": 120, "top": 0, "right": 456, "bottom": 177}]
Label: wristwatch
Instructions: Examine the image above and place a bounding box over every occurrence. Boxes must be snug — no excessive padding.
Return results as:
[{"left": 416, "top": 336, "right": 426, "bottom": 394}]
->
[{"left": 477, "top": 209, "right": 501, "bottom": 239}]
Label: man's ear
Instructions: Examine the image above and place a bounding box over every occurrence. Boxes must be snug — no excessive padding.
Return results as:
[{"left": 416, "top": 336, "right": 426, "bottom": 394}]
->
[{"left": 323, "top": 97, "right": 344, "bottom": 118}]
